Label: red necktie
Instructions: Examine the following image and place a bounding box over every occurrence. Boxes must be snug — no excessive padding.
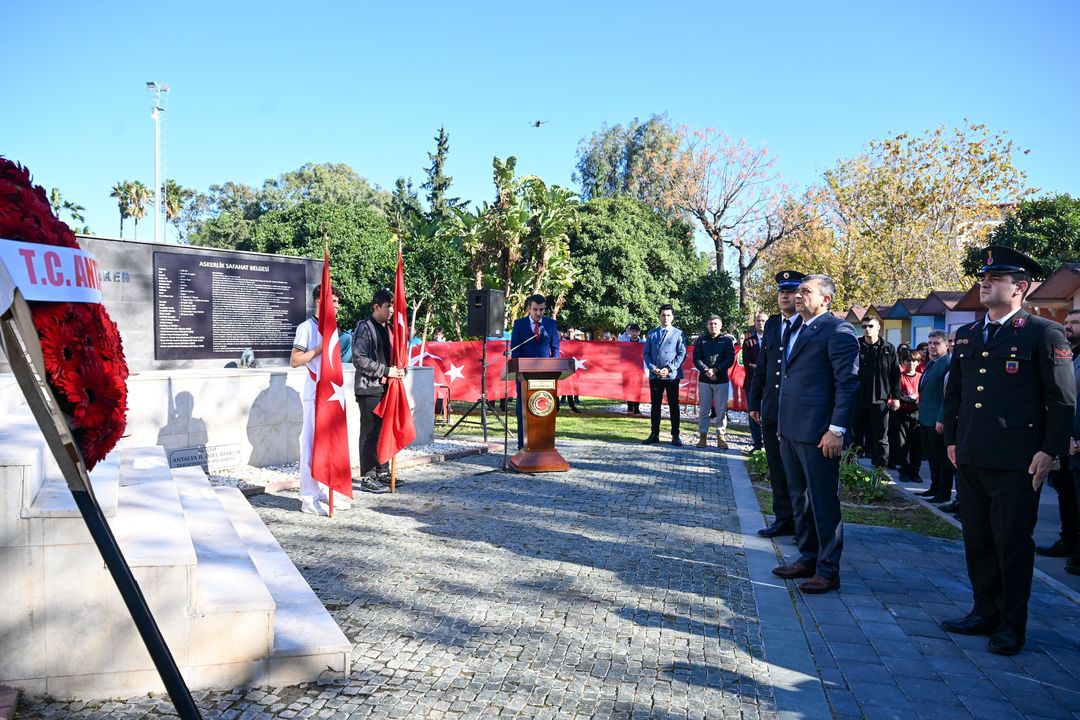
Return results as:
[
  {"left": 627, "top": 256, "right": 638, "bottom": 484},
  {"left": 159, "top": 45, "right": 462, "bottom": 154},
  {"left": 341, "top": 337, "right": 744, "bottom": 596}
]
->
[{"left": 534, "top": 321, "right": 540, "bottom": 338}]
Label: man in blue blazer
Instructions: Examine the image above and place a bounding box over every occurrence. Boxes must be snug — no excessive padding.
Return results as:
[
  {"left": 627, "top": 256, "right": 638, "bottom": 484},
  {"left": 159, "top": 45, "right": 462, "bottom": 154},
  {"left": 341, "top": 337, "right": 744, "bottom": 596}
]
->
[
  {"left": 643, "top": 304, "right": 687, "bottom": 446},
  {"left": 772, "top": 274, "right": 860, "bottom": 594},
  {"left": 510, "top": 293, "right": 560, "bottom": 449}
]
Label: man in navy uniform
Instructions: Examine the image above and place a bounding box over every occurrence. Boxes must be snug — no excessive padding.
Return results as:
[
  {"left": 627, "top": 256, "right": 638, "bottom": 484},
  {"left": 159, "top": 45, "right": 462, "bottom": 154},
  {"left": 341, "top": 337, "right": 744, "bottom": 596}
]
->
[
  {"left": 771, "top": 274, "right": 860, "bottom": 594},
  {"left": 643, "top": 303, "right": 687, "bottom": 446},
  {"left": 941, "top": 246, "right": 1075, "bottom": 655},
  {"left": 510, "top": 293, "right": 560, "bottom": 450},
  {"left": 748, "top": 270, "right": 805, "bottom": 538}
]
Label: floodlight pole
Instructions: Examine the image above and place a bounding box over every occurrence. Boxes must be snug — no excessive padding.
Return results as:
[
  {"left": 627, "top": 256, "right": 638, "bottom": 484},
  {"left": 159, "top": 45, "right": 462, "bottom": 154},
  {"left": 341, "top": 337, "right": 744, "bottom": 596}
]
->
[{"left": 146, "top": 82, "right": 170, "bottom": 244}]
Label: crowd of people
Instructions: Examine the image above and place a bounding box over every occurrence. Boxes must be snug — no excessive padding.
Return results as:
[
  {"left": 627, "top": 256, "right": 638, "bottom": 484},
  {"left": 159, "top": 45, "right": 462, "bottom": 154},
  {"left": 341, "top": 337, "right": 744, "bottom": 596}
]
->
[{"left": 293, "top": 243, "right": 1078, "bottom": 659}]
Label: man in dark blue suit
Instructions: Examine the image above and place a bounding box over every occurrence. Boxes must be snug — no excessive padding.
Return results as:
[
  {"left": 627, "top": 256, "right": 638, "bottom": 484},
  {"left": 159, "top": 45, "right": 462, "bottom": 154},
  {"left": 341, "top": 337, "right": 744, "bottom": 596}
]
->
[
  {"left": 772, "top": 274, "right": 860, "bottom": 594},
  {"left": 748, "top": 270, "right": 805, "bottom": 538},
  {"left": 510, "top": 294, "right": 560, "bottom": 449}
]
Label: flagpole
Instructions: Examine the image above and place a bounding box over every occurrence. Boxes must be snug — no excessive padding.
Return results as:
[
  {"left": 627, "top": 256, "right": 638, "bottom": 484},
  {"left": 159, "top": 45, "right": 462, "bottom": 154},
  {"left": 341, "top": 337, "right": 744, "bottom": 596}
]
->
[{"left": 390, "top": 456, "right": 397, "bottom": 494}]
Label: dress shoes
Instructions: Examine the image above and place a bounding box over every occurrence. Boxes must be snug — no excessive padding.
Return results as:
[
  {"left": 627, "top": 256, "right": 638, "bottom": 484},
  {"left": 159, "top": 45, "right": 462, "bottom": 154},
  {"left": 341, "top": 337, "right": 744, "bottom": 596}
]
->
[
  {"left": 938, "top": 500, "right": 960, "bottom": 513},
  {"left": 758, "top": 520, "right": 795, "bottom": 538},
  {"left": 988, "top": 626, "right": 1024, "bottom": 656},
  {"left": 799, "top": 575, "right": 840, "bottom": 594},
  {"left": 360, "top": 477, "right": 390, "bottom": 494},
  {"left": 915, "top": 489, "right": 938, "bottom": 497},
  {"left": 772, "top": 561, "right": 816, "bottom": 580},
  {"left": 1066, "top": 555, "right": 1080, "bottom": 569},
  {"left": 929, "top": 495, "right": 952, "bottom": 504},
  {"left": 671, "top": 436, "right": 683, "bottom": 447},
  {"left": 1035, "top": 539, "right": 1077, "bottom": 557},
  {"left": 1066, "top": 565, "right": 1080, "bottom": 576},
  {"left": 941, "top": 612, "right": 998, "bottom": 636},
  {"left": 643, "top": 434, "right": 660, "bottom": 445}
]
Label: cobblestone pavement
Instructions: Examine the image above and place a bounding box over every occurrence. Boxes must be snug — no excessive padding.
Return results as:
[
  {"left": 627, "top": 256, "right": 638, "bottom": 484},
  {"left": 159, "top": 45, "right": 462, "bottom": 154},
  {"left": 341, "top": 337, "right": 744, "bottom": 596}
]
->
[
  {"left": 786, "top": 524, "right": 1080, "bottom": 720},
  {"left": 18, "top": 440, "right": 779, "bottom": 719}
]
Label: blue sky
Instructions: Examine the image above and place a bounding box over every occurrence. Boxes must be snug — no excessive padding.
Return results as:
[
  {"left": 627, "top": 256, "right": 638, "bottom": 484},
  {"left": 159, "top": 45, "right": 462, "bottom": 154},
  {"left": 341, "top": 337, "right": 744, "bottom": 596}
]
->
[{"left": 4, "top": 0, "right": 1078, "bottom": 249}]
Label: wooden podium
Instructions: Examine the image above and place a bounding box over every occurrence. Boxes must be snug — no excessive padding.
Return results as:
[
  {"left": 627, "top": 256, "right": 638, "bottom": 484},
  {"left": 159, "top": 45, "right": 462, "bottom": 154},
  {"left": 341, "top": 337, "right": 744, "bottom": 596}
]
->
[{"left": 504, "top": 357, "right": 576, "bottom": 472}]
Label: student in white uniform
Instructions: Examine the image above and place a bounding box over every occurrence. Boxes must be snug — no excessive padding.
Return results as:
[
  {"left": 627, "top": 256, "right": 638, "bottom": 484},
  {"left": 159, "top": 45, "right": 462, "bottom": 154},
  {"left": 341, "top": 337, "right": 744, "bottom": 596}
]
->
[{"left": 290, "top": 284, "right": 352, "bottom": 516}]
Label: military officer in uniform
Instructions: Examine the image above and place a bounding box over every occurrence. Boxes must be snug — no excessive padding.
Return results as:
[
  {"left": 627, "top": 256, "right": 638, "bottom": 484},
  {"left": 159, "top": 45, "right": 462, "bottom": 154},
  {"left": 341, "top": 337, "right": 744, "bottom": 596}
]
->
[
  {"left": 941, "top": 245, "right": 1076, "bottom": 655},
  {"left": 748, "top": 270, "right": 806, "bottom": 537}
]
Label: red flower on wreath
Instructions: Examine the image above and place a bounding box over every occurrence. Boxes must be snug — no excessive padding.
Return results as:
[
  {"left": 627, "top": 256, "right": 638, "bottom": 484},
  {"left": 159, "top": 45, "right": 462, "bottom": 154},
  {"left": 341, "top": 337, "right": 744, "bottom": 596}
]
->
[{"left": 0, "top": 157, "right": 127, "bottom": 470}]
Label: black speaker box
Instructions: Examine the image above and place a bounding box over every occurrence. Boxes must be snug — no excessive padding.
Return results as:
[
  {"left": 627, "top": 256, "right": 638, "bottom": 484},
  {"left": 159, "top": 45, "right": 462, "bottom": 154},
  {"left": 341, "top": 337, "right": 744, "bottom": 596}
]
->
[{"left": 466, "top": 289, "right": 505, "bottom": 338}]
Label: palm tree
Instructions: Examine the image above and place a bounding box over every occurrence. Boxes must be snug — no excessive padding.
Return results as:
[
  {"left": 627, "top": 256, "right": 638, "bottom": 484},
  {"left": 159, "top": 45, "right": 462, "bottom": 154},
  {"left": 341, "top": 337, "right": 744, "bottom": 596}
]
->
[
  {"left": 163, "top": 179, "right": 195, "bottom": 242},
  {"left": 49, "top": 188, "right": 90, "bottom": 233},
  {"left": 110, "top": 181, "right": 133, "bottom": 238},
  {"left": 128, "top": 181, "right": 153, "bottom": 241}
]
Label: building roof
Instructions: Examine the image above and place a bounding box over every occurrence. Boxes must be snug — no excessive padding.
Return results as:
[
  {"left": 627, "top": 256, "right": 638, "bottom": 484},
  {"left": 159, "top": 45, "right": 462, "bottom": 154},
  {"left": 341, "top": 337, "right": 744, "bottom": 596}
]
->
[
  {"left": 884, "top": 298, "right": 924, "bottom": 319},
  {"left": 915, "top": 291, "right": 966, "bottom": 316},
  {"left": 1027, "top": 264, "right": 1080, "bottom": 305}
]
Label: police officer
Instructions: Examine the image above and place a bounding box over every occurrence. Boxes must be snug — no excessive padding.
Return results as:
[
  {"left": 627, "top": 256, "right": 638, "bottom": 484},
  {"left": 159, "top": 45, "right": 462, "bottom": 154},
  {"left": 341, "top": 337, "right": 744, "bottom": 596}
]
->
[
  {"left": 941, "top": 245, "right": 1076, "bottom": 656},
  {"left": 748, "top": 270, "right": 805, "bottom": 537}
]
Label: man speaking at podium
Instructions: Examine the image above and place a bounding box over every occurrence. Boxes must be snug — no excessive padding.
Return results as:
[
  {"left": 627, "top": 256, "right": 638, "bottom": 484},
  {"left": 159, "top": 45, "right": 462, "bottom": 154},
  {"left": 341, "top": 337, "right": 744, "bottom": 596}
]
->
[{"left": 510, "top": 294, "right": 560, "bottom": 449}]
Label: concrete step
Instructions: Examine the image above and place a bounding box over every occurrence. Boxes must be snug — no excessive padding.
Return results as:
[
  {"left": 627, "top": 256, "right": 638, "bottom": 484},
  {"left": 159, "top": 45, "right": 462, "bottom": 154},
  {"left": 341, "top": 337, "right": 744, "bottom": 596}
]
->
[
  {"left": 215, "top": 487, "right": 352, "bottom": 686},
  {"left": 0, "top": 406, "right": 53, "bottom": 519},
  {"left": 174, "top": 466, "right": 275, "bottom": 687},
  {"left": 23, "top": 451, "right": 120, "bottom": 520}
]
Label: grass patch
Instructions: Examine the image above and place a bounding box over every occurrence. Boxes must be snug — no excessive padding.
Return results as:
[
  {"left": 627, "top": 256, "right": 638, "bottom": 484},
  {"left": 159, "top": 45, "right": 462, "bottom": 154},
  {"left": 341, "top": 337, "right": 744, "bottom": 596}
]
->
[
  {"left": 445, "top": 397, "right": 655, "bottom": 444},
  {"left": 752, "top": 479, "right": 962, "bottom": 541}
]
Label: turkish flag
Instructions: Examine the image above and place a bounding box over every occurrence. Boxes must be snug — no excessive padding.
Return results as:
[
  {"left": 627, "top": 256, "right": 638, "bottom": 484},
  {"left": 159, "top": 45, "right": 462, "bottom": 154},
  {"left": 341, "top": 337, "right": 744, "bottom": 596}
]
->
[
  {"left": 311, "top": 249, "right": 352, "bottom": 509},
  {"left": 375, "top": 247, "right": 416, "bottom": 463}
]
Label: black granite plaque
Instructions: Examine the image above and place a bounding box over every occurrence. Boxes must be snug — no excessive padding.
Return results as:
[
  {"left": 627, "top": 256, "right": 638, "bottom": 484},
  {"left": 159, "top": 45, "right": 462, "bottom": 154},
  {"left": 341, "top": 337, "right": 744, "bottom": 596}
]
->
[{"left": 154, "top": 251, "right": 306, "bottom": 360}]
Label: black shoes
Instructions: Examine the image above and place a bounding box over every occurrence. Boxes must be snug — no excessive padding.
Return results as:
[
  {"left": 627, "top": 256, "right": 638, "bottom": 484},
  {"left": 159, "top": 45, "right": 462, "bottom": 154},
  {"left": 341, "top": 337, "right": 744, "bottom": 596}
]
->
[
  {"left": 988, "top": 626, "right": 1024, "bottom": 655},
  {"left": 1035, "top": 539, "right": 1077, "bottom": 557},
  {"left": 915, "top": 489, "right": 938, "bottom": 497},
  {"left": 360, "top": 477, "right": 390, "bottom": 494},
  {"left": 941, "top": 613, "right": 998, "bottom": 636},
  {"left": 939, "top": 500, "right": 960, "bottom": 513},
  {"left": 758, "top": 520, "right": 796, "bottom": 538},
  {"left": 643, "top": 434, "right": 660, "bottom": 445},
  {"left": 672, "top": 436, "right": 683, "bottom": 447}
]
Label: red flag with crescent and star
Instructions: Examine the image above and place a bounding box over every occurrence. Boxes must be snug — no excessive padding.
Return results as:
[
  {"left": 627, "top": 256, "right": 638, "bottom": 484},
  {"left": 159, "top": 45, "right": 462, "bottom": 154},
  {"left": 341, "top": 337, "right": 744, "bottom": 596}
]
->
[
  {"left": 375, "top": 245, "right": 417, "bottom": 463},
  {"left": 311, "top": 248, "right": 353, "bottom": 510}
]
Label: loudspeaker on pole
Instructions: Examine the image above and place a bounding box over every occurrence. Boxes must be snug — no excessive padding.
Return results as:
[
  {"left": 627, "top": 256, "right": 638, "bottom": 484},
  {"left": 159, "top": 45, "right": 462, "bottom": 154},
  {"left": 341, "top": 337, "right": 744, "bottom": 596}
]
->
[{"left": 467, "top": 289, "right": 505, "bottom": 338}]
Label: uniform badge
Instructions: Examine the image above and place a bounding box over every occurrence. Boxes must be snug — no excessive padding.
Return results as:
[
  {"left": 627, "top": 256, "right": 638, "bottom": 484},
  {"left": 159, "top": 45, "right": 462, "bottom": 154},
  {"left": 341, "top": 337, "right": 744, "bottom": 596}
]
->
[
  {"left": 1054, "top": 346, "right": 1073, "bottom": 362},
  {"left": 986, "top": 249, "right": 994, "bottom": 265},
  {"left": 1005, "top": 360, "right": 1019, "bottom": 374},
  {"left": 1014, "top": 316, "right": 1026, "bottom": 328}
]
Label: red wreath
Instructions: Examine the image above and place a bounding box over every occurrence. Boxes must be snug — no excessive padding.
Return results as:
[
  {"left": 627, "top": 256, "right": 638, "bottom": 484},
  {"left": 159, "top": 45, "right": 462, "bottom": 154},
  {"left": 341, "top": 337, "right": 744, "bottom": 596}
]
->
[{"left": 0, "top": 158, "right": 128, "bottom": 469}]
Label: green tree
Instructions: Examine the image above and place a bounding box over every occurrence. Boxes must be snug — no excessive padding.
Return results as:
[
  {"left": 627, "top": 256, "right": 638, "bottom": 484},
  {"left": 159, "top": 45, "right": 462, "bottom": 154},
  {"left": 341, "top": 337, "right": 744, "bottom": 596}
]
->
[
  {"left": 574, "top": 114, "right": 681, "bottom": 215},
  {"left": 258, "top": 162, "right": 389, "bottom": 215},
  {"left": 162, "top": 179, "right": 196, "bottom": 242},
  {"left": 251, "top": 202, "right": 395, "bottom": 328},
  {"left": 962, "top": 194, "right": 1080, "bottom": 275},
  {"left": 49, "top": 188, "right": 90, "bottom": 233},
  {"left": 453, "top": 157, "right": 579, "bottom": 326},
  {"left": 683, "top": 269, "right": 741, "bottom": 335},
  {"left": 110, "top": 180, "right": 133, "bottom": 238},
  {"left": 420, "top": 126, "right": 462, "bottom": 222},
  {"left": 128, "top": 181, "right": 154, "bottom": 241},
  {"left": 560, "top": 197, "right": 705, "bottom": 333},
  {"left": 388, "top": 177, "right": 422, "bottom": 234}
]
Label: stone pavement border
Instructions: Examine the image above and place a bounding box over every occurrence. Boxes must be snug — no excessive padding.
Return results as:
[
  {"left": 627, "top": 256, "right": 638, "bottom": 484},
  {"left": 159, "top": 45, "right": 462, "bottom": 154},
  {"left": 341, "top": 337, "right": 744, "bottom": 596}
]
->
[{"left": 724, "top": 453, "right": 833, "bottom": 720}]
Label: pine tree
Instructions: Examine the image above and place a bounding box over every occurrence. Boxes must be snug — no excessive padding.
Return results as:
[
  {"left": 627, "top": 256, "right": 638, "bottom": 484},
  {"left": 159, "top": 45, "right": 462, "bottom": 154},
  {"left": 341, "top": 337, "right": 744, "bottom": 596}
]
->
[
  {"left": 421, "top": 126, "right": 461, "bottom": 222},
  {"left": 389, "top": 177, "right": 422, "bottom": 233}
]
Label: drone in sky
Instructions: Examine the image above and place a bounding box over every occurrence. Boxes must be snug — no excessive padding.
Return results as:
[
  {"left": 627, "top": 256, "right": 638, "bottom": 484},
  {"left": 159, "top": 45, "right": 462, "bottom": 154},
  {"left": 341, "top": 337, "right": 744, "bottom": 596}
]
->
[{"left": 529, "top": 120, "right": 548, "bottom": 128}]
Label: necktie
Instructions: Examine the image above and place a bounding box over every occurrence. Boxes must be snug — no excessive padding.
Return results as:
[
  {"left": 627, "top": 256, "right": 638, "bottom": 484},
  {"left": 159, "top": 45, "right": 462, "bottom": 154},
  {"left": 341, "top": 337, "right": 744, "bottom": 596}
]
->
[
  {"left": 533, "top": 320, "right": 540, "bottom": 338},
  {"left": 782, "top": 316, "right": 802, "bottom": 359},
  {"left": 660, "top": 328, "right": 669, "bottom": 345},
  {"left": 985, "top": 321, "right": 1001, "bottom": 345}
]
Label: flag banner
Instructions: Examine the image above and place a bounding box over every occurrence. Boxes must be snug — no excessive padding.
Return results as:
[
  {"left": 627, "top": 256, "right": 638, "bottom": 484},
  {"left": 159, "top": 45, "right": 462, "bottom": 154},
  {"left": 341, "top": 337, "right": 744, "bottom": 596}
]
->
[
  {"left": 411, "top": 340, "right": 747, "bottom": 410},
  {"left": 375, "top": 249, "right": 417, "bottom": 463},
  {"left": 311, "top": 250, "right": 353, "bottom": 500}
]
